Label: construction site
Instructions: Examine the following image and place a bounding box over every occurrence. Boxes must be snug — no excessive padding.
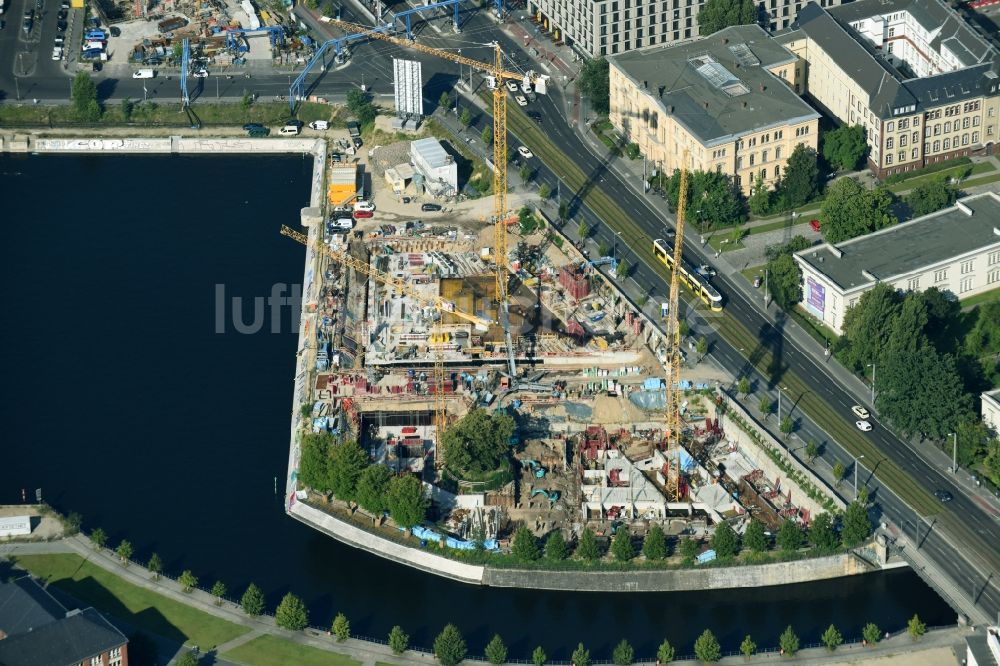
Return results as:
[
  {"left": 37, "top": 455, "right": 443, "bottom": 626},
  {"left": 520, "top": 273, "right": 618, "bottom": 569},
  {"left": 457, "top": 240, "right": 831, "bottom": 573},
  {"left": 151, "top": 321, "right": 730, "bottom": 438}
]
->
[{"left": 286, "top": 26, "right": 837, "bottom": 566}]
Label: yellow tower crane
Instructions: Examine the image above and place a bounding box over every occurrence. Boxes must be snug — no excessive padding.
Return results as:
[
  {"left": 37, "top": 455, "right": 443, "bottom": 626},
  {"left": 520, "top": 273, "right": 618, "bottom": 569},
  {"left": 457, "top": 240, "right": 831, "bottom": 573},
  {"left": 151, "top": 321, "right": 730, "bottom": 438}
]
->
[
  {"left": 663, "top": 150, "right": 690, "bottom": 501},
  {"left": 328, "top": 19, "right": 548, "bottom": 383},
  {"left": 281, "top": 225, "right": 491, "bottom": 465}
]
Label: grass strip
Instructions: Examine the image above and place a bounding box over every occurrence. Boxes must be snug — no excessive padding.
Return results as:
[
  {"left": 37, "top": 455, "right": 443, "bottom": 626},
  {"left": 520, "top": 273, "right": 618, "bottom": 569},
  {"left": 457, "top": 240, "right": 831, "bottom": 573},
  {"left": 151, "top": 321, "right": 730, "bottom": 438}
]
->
[
  {"left": 13, "top": 553, "right": 248, "bottom": 647},
  {"left": 961, "top": 171, "right": 1000, "bottom": 190},
  {"left": 887, "top": 162, "right": 994, "bottom": 194},
  {"left": 224, "top": 635, "right": 362, "bottom": 666},
  {"left": 960, "top": 285, "right": 1000, "bottom": 310}
]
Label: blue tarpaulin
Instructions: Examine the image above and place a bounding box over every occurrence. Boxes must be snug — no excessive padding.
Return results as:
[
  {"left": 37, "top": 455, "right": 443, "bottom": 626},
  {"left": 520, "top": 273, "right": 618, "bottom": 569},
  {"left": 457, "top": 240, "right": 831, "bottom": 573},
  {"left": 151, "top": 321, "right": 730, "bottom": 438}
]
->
[
  {"left": 696, "top": 549, "right": 717, "bottom": 564},
  {"left": 409, "top": 526, "right": 499, "bottom": 551}
]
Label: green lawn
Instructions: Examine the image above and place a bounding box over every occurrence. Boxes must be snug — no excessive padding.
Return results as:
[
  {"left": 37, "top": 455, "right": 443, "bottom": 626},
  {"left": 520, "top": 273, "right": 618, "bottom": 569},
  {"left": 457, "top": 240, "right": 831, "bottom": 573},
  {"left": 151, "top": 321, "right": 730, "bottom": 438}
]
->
[
  {"left": 887, "top": 162, "right": 995, "bottom": 194},
  {"left": 960, "top": 171, "right": 1000, "bottom": 190},
  {"left": 224, "top": 635, "right": 362, "bottom": 666},
  {"left": 14, "top": 554, "right": 248, "bottom": 648},
  {"left": 706, "top": 227, "right": 746, "bottom": 252},
  {"left": 961, "top": 285, "right": 1000, "bottom": 310}
]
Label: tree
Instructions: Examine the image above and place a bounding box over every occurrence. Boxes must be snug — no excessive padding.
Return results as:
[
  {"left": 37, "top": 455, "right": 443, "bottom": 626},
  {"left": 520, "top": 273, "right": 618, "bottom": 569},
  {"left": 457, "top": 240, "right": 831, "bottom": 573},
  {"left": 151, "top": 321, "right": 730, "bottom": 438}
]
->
[
  {"left": 711, "top": 521, "right": 739, "bottom": 559},
  {"left": 459, "top": 107, "right": 473, "bottom": 128},
  {"left": 439, "top": 91, "right": 451, "bottom": 110},
  {"left": 442, "top": 409, "right": 515, "bottom": 475},
  {"left": 576, "top": 527, "right": 600, "bottom": 561},
  {"left": 642, "top": 524, "right": 667, "bottom": 560},
  {"left": 765, "top": 253, "right": 803, "bottom": 310},
  {"left": 679, "top": 537, "right": 700, "bottom": 564},
  {"left": 538, "top": 183, "right": 552, "bottom": 200},
  {"left": 520, "top": 164, "right": 533, "bottom": 184},
  {"left": 986, "top": 438, "right": 1000, "bottom": 487},
  {"left": 905, "top": 179, "right": 956, "bottom": 218},
  {"left": 389, "top": 625, "right": 409, "bottom": 653},
  {"left": 877, "top": 346, "right": 971, "bottom": 440},
  {"left": 780, "top": 416, "right": 794, "bottom": 437},
  {"left": 612, "top": 639, "right": 634, "bottom": 666},
  {"left": 329, "top": 440, "right": 369, "bottom": 502},
  {"left": 907, "top": 614, "right": 926, "bottom": 641},
  {"left": 434, "top": 624, "right": 467, "bottom": 666},
  {"left": 147, "top": 553, "right": 163, "bottom": 580},
  {"left": 71, "top": 71, "right": 101, "bottom": 122},
  {"left": 355, "top": 464, "right": 392, "bottom": 515},
  {"left": 839, "top": 283, "right": 904, "bottom": 373},
  {"left": 241, "top": 583, "right": 266, "bottom": 617},
  {"left": 832, "top": 461, "right": 846, "bottom": 486},
  {"left": 299, "top": 432, "right": 333, "bottom": 493},
  {"left": 809, "top": 513, "right": 838, "bottom": 552},
  {"left": 821, "top": 179, "right": 895, "bottom": 243},
  {"left": 386, "top": 474, "right": 428, "bottom": 528},
  {"left": 694, "top": 629, "right": 721, "bottom": 663},
  {"left": 578, "top": 220, "right": 591, "bottom": 239},
  {"left": 776, "top": 518, "right": 803, "bottom": 552},
  {"left": 571, "top": 642, "right": 590, "bottom": 666},
  {"left": 737, "top": 377, "right": 751, "bottom": 398},
  {"left": 697, "top": 0, "right": 756, "bottom": 35},
  {"left": 779, "top": 626, "right": 799, "bottom": 656},
  {"left": 90, "top": 527, "right": 107, "bottom": 549},
  {"left": 481, "top": 126, "right": 493, "bottom": 145},
  {"left": 667, "top": 169, "right": 746, "bottom": 229},
  {"left": 779, "top": 145, "right": 820, "bottom": 209},
  {"left": 822, "top": 125, "right": 867, "bottom": 171},
  {"left": 120, "top": 98, "right": 135, "bottom": 121},
  {"left": 748, "top": 172, "right": 771, "bottom": 216},
  {"left": 544, "top": 530, "right": 568, "bottom": 561},
  {"left": 175, "top": 650, "right": 199, "bottom": 666},
  {"left": 332, "top": 612, "right": 350, "bottom": 641},
  {"left": 485, "top": 634, "right": 508, "bottom": 665},
  {"left": 532, "top": 646, "right": 547, "bottom": 666},
  {"left": 656, "top": 639, "right": 676, "bottom": 663},
  {"left": 805, "top": 440, "right": 819, "bottom": 462},
  {"left": 115, "top": 540, "right": 133, "bottom": 563},
  {"left": 841, "top": 500, "right": 872, "bottom": 547},
  {"left": 696, "top": 337, "right": 708, "bottom": 360},
  {"left": 558, "top": 200, "right": 569, "bottom": 221},
  {"left": 862, "top": 622, "right": 881, "bottom": 646},
  {"left": 275, "top": 593, "right": 309, "bottom": 631},
  {"left": 178, "top": 570, "right": 198, "bottom": 593},
  {"left": 821, "top": 624, "right": 843, "bottom": 651},
  {"left": 740, "top": 634, "right": 757, "bottom": 660},
  {"left": 744, "top": 519, "right": 767, "bottom": 553},
  {"left": 758, "top": 396, "right": 771, "bottom": 417},
  {"left": 512, "top": 526, "right": 541, "bottom": 561},
  {"left": 609, "top": 528, "right": 633, "bottom": 562},
  {"left": 211, "top": 580, "right": 227, "bottom": 605},
  {"left": 579, "top": 58, "right": 610, "bottom": 115},
  {"left": 616, "top": 258, "right": 630, "bottom": 279},
  {"left": 346, "top": 89, "right": 369, "bottom": 115}
]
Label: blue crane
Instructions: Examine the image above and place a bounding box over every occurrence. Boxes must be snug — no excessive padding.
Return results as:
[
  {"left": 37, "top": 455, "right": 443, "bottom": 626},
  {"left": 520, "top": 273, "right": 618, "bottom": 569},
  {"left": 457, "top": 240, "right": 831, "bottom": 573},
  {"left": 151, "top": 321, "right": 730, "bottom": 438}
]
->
[
  {"left": 180, "top": 38, "right": 190, "bottom": 107},
  {"left": 224, "top": 25, "right": 286, "bottom": 54}
]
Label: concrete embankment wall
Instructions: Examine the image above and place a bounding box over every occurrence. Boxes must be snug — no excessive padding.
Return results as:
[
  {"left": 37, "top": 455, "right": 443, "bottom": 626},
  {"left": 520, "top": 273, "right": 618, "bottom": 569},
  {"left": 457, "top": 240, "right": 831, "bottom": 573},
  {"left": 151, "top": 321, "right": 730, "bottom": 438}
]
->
[{"left": 23, "top": 136, "right": 320, "bottom": 154}]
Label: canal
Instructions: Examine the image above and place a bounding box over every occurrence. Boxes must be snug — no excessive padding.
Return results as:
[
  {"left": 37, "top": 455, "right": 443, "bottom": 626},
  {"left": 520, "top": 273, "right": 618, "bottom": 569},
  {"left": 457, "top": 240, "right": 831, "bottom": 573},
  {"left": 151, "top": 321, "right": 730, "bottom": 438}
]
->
[{"left": 0, "top": 154, "right": 954, "bottom": 658}]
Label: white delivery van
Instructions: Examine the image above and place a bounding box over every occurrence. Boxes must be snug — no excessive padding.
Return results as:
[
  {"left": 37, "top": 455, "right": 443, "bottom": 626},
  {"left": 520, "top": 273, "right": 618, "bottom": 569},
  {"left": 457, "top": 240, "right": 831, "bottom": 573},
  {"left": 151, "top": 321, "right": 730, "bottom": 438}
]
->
[
  {"left": 278, "top": 125, "right": 301, "bottom": 136},
  {"left": 132, "top": 69, "right": 155, "bottom": 79}
]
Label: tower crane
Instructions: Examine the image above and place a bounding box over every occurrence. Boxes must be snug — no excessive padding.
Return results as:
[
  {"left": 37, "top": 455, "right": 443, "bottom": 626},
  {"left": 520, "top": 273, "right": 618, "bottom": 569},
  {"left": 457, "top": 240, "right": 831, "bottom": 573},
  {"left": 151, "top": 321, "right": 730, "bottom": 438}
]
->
[
  {"left": 327, "top": 19, "right": 549, "bottom": 385},
  {"left": 663, "top": 150, "right": 690, "bottom": 501},
  {"left": 281, "top": 225, "right": 491, "bottom": 465}
]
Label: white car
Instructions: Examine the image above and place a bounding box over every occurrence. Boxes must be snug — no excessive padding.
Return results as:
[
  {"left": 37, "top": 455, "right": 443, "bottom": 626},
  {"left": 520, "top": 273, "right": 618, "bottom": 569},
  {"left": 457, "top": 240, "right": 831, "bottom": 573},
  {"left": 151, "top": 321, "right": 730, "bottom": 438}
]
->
[
  {"left": 309, "top": 120, "right": 329, "bottom": 130},
  {"left": 515, "top": 95, "right": 528, "bottom": 107},
  {"left": 517, "top": 146, "right": 533, "bottom": 159},
  {"left": 505, "top": 81, "right": 518, "bottom": 92},
  {"left": 851, "top": 405, "right": 870, "bottom": 420},
  {"left": 193, "top": 69, "right": 208, "bottom": 78},
  {"left": 856, "top": 420, "right": 872, "bottom": 432},
  {"left": 354, "top": 200, "right": 375, "bottom": 212},
  {"left": 51, "top": 47, "right": 62, "bottom": 60},
  {"left": 695, "top": 264, "right": 716, "bottom": 277},
  {"left": 278, "top": 125, "right": 301, "bottom": 136}
]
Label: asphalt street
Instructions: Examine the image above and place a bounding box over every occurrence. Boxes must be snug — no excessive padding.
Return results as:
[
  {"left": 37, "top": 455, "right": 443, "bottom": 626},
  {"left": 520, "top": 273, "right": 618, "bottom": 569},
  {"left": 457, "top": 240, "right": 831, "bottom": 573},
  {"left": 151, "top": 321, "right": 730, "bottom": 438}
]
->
[{"left": 2, "top": 0, "right": 997, "bottom": 621}]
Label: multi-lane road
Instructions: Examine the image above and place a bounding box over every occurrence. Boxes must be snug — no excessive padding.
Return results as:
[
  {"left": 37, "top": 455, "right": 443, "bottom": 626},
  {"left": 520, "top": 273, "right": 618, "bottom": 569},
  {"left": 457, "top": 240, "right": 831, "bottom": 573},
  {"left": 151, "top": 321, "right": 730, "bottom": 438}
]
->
[{"left": 2, "top": 0, "right": 998, "bottom": 622}]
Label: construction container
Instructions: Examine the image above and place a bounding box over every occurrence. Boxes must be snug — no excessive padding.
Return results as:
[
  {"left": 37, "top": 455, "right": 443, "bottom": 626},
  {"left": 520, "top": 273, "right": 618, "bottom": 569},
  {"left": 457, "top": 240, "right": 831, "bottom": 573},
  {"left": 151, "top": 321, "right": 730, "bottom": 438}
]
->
[
  {"left": 559, "top": 266, "right": 590, "bottom": 300},
  {"left": 328, "top": 165, "right": 359, "bottom": 206}
]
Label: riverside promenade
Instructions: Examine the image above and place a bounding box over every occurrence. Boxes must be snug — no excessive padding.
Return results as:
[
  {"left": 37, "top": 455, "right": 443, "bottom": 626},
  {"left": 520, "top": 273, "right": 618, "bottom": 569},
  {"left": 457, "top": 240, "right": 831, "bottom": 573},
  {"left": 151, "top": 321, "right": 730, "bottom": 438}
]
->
[{"left": 0, "top": 536, "right": 971, "bottom": 666}]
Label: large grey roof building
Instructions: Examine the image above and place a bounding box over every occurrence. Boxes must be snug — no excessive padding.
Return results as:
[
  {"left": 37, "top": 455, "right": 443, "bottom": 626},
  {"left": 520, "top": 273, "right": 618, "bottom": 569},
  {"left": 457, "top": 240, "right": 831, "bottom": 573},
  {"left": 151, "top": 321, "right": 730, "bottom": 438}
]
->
[
  {"left": 608, "top": 24, "right": 820, "bottom": 193},
  {"left": 794, "top": 191, "right": 1000, "bottom": 333}
]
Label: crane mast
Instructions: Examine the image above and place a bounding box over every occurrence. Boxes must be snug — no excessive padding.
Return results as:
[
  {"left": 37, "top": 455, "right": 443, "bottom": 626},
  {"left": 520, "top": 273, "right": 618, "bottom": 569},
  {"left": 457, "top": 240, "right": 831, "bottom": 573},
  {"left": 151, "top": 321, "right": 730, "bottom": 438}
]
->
[{"left": 663, "top": 150, "right": 689, "bottom": 501}]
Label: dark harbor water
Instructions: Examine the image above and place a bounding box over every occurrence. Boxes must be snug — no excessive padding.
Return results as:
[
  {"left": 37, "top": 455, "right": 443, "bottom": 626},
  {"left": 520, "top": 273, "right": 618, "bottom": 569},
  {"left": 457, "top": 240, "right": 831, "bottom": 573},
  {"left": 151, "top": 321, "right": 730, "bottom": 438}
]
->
[{"left": 0, "top": 154, "right": 954, "bottom": 658}]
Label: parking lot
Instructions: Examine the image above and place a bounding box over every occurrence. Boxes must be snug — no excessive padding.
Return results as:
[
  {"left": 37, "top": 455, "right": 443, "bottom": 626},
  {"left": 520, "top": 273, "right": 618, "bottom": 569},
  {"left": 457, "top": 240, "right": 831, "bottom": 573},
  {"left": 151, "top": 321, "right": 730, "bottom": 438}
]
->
[{"left": 9, "top": 0, "right": 83, "bottom": 79}]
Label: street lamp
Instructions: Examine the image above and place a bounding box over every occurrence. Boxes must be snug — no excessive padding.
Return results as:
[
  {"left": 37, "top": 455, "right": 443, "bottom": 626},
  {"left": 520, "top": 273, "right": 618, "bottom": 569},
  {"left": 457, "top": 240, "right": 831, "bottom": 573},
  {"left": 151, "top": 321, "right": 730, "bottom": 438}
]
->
[
  {"left": 854, "top": 454, "right": 865, "bottom": 501},
  {"left": 613, "top": 230, "right": 622, "bottom": 258},
  {"left": 867, "top": 362, "right": 876, "bottom": 404},
  {"left": 950, "top": 432, "right": 957, "bottom": 474},
  {"left": 777, "top": 385, "right": 788, "bottom": 425}
]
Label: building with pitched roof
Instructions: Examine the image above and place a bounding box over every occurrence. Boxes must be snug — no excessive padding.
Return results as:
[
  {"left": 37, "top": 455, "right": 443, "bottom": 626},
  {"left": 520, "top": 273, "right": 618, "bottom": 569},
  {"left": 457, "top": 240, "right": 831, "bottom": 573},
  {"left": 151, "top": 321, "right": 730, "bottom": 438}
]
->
[
  {"left": 0, "top": 576, "right": 128, "bottom": 666},
  {"left": 793, "top": 191, "right": 1000, "bottom": 333},
  {"left": 777, "top": 0, "right": 1000, "bottom": 179},
  {"left": 607, "top": 24, "right": 820, "bottom": 194}
]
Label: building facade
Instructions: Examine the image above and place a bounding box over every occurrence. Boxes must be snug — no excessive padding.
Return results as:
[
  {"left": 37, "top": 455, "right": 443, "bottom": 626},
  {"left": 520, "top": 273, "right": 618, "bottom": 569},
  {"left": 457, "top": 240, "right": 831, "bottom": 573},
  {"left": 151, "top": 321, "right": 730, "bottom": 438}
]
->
[
  {"left": 607, "top": 24, "right": 820, "bottom": 194},
  {"left": 793, "top": 192, "right": 1000, "bottom": 334},
  {"left": 528, "top": 0, "right": 844, "bottom": 57},
  {"left": 778, "top": 0, "right": 1000, "bottom": 179}
]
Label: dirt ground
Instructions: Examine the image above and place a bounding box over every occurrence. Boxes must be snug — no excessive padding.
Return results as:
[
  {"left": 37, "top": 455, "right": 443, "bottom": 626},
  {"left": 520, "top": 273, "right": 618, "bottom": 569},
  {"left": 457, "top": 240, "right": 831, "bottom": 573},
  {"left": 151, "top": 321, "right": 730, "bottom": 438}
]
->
[
  {"left": 0, "top": 505, "right": 65, "bottom": 541},
  {"left": 824, "top": 645, "right": 959, "bottom": 665}
]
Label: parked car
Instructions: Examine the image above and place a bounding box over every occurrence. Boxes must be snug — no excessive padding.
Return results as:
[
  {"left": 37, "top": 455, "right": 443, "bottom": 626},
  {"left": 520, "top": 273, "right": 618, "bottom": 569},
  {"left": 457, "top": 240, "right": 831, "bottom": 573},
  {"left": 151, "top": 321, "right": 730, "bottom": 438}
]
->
[
  {"left": 57, "top": 9, "right": 67, "bottom": 19},
  {"left": 354, "top": 200, "right": 375, "bottom": 212},
  {"left": 22, "top": 17, "right": 31, "bottom": 33},
  {"left": 132, "top": 68, "right": 155, "bottom": 79},
  {"left": 421, "top": 203, "right": 442, "bottom": 212},
  {"left": 51, "top": 47, "right": 62, "bottom": 60},
  {"left": 809, "top": 219, "right": 821, "bottom": 232},
  {"left": 109, "top": 26, "right": 121, "bottom": 37},
  {"left": 193, "top": 69, "right": 208, "bottom": 78},
  {"left": 505, "top": 80, "right": 518, "bottom": 92},
  {"left": 308, "top": 120, "right": 329, "bottom": 130},
  {"left": 247, "top": 127, "right": 270, "bottom": 137},
  {"left": 934, "top": 489, "right": 953, "bottom": 502},
  {"left": 284, "top": 118, "right": 304, "bottom": 128},
  {"left": 753, "top": 275, "right": 762, "bottom": 289},
  {"left": 517, "top": 146, "right": 533, "bottom": 159},
  {"left": 331, "top": 152, "right": 343, "bottom": 163},
  {"left": 527, "top": 111, "right": 542, "bottom": 124},
  {"left": 515, "top": 95, "right": 527, "bottom": 107},
  {"left": 851, "top": 405, "right": 870, "bottom": 419},
  {"left": 242, "top": 123, "right": 265, "bottom": 131},
  {"left": 53, "top": 35, "right": 64, "bottom": 46},
  {"left": 60, "top": 0, "right": 69, "bottom": 8},
  {"left": 695, "top": 264, "right": 716, "bottom": 277},
  {"left": 81, "top": 48, "right": 102, "bottom": 58},
  {"left": 855, "top": 420, "right": 872, "bottom": 432},
  {"left": 353, "top": 209, "right": 374, "bottom": 219},
  {"left": 91, "top": 61, "right": 102, "bottom": 71},
  {"left": 278, "top": 125, "right": 300, "bottom": 136},
  {"left": 56, "top": 20, "right": 67, "bottom": 31}
]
